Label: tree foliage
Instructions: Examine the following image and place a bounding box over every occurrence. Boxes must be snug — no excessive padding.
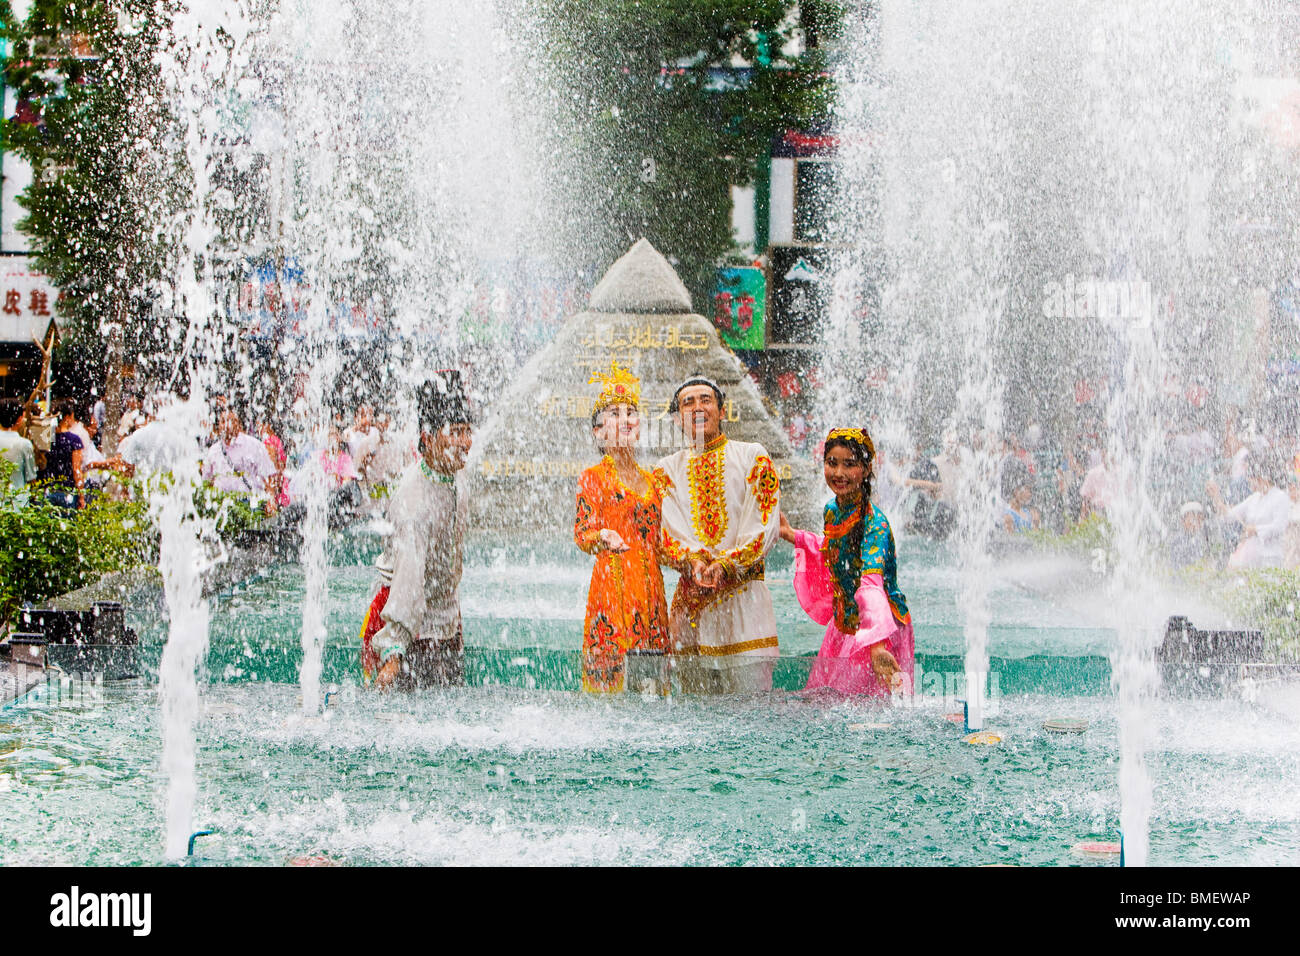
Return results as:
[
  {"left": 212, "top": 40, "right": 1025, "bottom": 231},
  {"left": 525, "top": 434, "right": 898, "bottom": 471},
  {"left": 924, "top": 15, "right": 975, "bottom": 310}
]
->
[
  {"left": 525, "top": 0, "right": 838, "bottom": 302},
  {"left": 2, "top": 1, "right": 845, "bottom": 373},
  {"left": 1, "top": 0, "right": 179, "bottom": 361}
]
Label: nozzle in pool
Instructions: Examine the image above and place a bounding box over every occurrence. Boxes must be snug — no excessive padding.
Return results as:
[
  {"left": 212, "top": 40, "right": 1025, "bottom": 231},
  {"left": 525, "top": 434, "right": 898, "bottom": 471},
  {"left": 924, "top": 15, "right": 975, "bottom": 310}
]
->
[{"left": 188, "top": 829, "right": 216, "bottom": 856}]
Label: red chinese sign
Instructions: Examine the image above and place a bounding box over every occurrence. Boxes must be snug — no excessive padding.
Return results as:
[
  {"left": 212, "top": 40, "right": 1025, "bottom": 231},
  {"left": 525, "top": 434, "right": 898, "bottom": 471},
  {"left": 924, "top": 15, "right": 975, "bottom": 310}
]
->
[{"left": 0, "top": 259, "right": 59, "bottom": 344}]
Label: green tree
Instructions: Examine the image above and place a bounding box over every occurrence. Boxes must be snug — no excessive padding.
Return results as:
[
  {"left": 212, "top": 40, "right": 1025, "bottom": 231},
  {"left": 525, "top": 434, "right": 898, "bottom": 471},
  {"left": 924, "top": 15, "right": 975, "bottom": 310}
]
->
[
  {"left": 525, "top": 0, "right": 839, "bottom": 303},
  {"left": 1, "top": 0, "right": 179, "bottom": 449}
]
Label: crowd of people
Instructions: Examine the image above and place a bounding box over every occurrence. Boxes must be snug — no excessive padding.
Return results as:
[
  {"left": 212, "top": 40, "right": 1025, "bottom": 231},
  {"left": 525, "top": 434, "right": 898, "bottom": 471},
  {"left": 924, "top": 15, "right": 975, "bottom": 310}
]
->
[
  {"left": 2, "top": 397, "right": 132, "bottom": 506},
  {"left": 842, "top": 412, "right": 1300, "bottom": 573},
  {"left": 0, "top": 391, "right": 418, "bottom": 516}
]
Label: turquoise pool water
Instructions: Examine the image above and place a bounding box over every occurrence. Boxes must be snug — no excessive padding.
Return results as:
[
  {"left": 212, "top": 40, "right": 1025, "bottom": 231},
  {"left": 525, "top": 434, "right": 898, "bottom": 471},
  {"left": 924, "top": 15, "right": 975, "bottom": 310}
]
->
[
  {"left": 142, "top": 531, "right": 1125, "bottom": 689},
  {"left": 4, "top": 531, "right": 1293, "bottom": 866},
  {"left": 4, "top": 681, "right": 1298, "bottom": 865}
]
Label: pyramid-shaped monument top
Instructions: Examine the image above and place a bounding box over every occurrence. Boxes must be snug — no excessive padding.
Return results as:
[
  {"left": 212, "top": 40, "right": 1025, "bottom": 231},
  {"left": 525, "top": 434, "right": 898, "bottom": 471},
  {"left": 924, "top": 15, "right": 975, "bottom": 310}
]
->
[
  {"left": 587, "top": 238, "right": 693, "bottom": 314},
  {"left": 467, "top": 236, "right": 819, "bottom": 531}
]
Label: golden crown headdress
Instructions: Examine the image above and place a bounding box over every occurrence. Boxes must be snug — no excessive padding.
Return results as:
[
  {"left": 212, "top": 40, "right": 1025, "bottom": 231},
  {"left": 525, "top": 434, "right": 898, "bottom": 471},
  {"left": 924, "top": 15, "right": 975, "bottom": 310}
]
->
[
  {"left": 589, "top": 361, "right": 641, "bottom": 413},
  {"left": 825, "top": 427, "right": 875, "bottom": 459}
]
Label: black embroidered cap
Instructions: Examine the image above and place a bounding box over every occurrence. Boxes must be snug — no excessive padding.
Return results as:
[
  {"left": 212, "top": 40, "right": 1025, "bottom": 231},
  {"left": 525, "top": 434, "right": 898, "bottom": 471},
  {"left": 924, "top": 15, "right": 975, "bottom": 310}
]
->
[{"left": 418, "top": 370, "right": 472, "bottom": 432}]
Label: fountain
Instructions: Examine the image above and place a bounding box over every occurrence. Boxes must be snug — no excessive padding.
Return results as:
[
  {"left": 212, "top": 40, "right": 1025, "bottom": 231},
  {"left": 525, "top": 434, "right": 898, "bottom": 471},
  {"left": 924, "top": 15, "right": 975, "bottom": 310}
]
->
[
  {"left": 830, "top": 0, "right": 1300, "bottom": 863},
  {"left": 152, "top": 1, "right": 258, "bottom": 859},
  {"left": 1, "top": 0, "right": 1299, "bottom": 870}
]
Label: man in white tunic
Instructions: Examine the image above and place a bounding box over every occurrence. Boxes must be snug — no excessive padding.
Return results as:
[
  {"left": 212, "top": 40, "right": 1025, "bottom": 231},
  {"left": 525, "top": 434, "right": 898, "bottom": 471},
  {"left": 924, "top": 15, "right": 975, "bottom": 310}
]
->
[
  {"left": 654, "top": 376, "right": 781, "bottom": 693},
  {"left": 363, "top": 372, "right": 472, "bottom": 689}
]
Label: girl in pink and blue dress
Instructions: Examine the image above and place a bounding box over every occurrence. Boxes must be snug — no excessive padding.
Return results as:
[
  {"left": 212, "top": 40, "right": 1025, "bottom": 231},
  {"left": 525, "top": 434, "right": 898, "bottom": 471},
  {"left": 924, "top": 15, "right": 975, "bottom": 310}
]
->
[{"left": 779, "top": 427, "right": 915, "bottom": 696}]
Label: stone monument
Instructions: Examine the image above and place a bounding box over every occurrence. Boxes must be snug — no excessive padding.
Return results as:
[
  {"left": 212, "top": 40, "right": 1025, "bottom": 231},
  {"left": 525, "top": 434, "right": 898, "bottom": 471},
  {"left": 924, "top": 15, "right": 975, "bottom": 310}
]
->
[{"left": 468, "top": 238, "right": 818, "bottom": 531}]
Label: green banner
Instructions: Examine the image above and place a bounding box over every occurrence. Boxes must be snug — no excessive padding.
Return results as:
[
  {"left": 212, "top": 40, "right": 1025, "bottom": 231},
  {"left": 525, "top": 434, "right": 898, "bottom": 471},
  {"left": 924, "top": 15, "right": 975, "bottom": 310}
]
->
[{"left": 713, "top": 266, "right": 766, "bottom": 350}]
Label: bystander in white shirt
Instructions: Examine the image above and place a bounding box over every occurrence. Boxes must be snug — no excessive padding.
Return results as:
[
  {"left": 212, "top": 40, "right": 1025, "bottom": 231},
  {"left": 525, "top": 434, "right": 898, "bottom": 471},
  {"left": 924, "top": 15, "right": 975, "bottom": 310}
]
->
[
  {"left": 119, "top": 420, "right": 197, "bottom": 477},
  {"left": 202, "top": 432, "right": 275, "bottom": 495},
  {"left": 1227, "top": 485, "right": 1291, "bottom": 568},
  {"left": 0, "top": 425, "right": 37, "bottom": 489}
]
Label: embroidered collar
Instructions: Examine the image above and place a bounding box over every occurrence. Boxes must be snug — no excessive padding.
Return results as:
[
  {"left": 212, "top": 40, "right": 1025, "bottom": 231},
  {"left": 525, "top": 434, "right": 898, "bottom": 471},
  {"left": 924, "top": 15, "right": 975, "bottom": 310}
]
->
[
  {"left": 603, "top": 455, "right": 653, "bottom": 501},
  {"left": 825, "top": 497, "right": 868, "bottom": 539},
  {"left": 420, "top": 461, "right": 456, "bottom": 485},
  {"left": 693, "top": 433, "right": 727, "bottom": 456}
]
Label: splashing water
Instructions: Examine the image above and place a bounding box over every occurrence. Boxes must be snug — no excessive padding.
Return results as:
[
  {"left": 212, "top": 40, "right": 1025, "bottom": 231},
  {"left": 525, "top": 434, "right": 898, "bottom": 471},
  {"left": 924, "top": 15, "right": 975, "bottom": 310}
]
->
[
  {"left": 832, "top": 0, "right": 1293, "bottom": 858},
  {"left": 151, "top": 400, "right": 214, "bottom": 859},
  {"left": 34, "top": 0, "right": 1291, "bottom": 864},
  {"left": 140, "top": 0, "right": 562, "bottom": 786},
  {"left": 151, "top": 0, "right": 257, "bottom": 859},
  {"left": 249, "top": 2, "right": 556, "bottom": 709}
]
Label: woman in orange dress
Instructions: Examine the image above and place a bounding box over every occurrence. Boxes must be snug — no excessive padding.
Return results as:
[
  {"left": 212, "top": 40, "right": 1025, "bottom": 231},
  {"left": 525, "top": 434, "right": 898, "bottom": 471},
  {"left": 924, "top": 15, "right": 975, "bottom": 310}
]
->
[{"left": 573, "top": 362, "right": 671, "bottom": 692}]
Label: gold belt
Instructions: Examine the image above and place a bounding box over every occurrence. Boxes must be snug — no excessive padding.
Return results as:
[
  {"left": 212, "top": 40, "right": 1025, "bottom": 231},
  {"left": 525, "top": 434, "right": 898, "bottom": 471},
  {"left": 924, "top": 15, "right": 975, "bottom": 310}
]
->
[{"left": 674, "top": 636, "right": 778, "bottom": 657}]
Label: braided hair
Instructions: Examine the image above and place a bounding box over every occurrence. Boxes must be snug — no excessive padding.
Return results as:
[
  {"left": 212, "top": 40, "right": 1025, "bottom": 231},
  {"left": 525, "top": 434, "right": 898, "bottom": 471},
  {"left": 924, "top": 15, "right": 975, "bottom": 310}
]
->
[{"left": 823, "top": 430, "right": 876, "bottom": 588}]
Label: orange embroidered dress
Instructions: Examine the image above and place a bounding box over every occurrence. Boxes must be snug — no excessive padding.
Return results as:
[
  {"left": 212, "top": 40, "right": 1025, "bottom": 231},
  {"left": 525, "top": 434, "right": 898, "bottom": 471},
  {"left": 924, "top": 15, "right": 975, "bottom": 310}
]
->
[{"left": 574, "top": 456, "right": 672, "bottom": 692}]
